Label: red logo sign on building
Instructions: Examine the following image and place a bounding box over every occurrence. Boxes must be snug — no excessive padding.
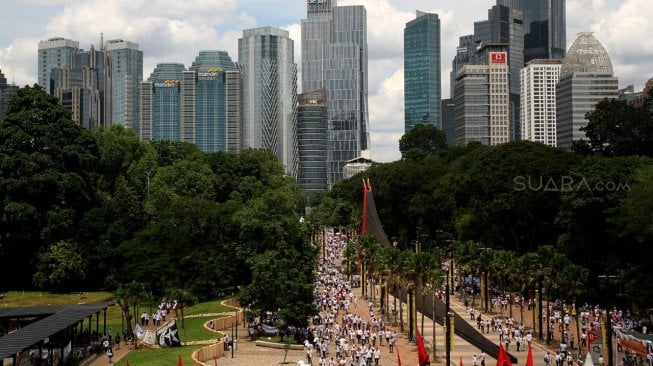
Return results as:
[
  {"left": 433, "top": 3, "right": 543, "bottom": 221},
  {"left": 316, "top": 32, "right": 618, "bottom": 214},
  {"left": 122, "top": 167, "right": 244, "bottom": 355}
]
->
[{"left": 491, "top": 52, "right": 507, "bottom": 63}]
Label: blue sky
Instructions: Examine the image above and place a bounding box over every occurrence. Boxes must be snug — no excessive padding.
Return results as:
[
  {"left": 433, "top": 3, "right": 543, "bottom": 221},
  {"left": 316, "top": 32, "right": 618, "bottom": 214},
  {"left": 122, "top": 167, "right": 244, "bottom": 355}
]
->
[{"left": 1, "top": 0, "right": 651, "bottom": 162}]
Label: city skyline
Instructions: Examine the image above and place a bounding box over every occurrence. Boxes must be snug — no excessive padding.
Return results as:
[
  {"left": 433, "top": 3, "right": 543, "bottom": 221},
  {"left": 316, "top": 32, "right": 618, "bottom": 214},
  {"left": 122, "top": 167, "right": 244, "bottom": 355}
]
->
[{"left": 0, "top": 0, "right": 651, "bottom": 162}]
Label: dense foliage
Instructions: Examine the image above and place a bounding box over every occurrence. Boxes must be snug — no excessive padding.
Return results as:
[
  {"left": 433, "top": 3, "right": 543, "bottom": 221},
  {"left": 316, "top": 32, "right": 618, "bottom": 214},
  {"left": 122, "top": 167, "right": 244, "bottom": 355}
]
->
[
  {"left": 324, "top": 127, "right": 653, "bottom": 309},
  {"left": 0, "top": 85, "right": 316, "bottom": 327}
]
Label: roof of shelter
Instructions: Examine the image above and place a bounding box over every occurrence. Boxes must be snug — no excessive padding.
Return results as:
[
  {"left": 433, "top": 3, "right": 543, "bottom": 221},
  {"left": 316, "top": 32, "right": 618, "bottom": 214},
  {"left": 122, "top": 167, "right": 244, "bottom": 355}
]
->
[{"left": 0, "top": 302, "right": 112, "bottom": 360}]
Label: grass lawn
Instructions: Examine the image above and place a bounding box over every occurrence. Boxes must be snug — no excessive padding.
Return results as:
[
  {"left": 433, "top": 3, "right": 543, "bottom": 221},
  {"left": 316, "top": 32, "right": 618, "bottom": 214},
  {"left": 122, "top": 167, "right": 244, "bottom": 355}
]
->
[
  {"left": 113, "top": 345, "right": 200, "bottom": 366},
  {"left": 176, "top": 316, "right": 224, "bottom": 342},
  {"left": 185, "top": 298, "right": 236, "bottom": 315},
  {"left": 0, "top": 291, "right": 113, "bottom": 306}
]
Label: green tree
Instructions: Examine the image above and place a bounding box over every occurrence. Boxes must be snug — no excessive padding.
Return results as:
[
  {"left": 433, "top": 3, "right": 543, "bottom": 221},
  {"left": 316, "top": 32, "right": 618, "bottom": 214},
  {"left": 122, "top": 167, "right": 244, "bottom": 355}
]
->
[
  {"left": 0, "top": 85, "right": 99, "bottom": 289},
  {"left": 578, "top": 98, "right": 653, "bottom": 157},
  {"left": 166, "top": 288, "right": 198, "bottom": 331},
  {"left": 399, "top": 124, "right": 448, "bottom": 160},
  {"left": 32, "top": 240, "right": 86, "bottom": 291}
]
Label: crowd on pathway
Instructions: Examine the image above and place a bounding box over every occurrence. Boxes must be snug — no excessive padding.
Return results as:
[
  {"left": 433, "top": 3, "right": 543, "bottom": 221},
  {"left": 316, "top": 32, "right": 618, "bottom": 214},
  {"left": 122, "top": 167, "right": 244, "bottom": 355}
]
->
[{"left": 304, "top": 231, "right": 400, "bottom": 366}]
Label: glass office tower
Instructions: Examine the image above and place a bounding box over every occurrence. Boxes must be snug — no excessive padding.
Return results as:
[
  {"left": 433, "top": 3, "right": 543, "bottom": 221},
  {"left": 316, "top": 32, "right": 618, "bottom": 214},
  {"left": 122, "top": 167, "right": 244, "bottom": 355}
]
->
[
  {"left": 404, "top": 11, "right": 441, "bottom": 132},
  {"left": 301, "top": 1, "right": 369, "bottom": 188},
  {"left": 184, "top": 50, "right": 239, "bottom": 153},
  {"left": 38, "top": 37, "right": 79, "bottom": 94},
  {"left": 140, "top": 63, "right": 185, "bottom": 142},
  {"left": 105, "top": 39, "right": 143, "bottom": 132},
  {"left": 239, "top": 27, "right": 298, "bottom": 176}
]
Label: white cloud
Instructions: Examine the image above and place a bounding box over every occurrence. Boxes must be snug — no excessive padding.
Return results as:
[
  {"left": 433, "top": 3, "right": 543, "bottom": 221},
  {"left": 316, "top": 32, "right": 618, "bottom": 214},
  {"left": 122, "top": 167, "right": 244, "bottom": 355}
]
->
[{"left": 1, "top": 0, "right": 651, "bottom": 164}]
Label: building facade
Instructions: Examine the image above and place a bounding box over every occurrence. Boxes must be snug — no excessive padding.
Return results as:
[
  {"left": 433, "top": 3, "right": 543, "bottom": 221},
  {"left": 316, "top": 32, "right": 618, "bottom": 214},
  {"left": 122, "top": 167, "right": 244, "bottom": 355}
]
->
[
  {"left": 556, "top": 32, "right": 618, "bottom": 149},
  {"left": 301, "top": 0, "right": 369, "bottom": 188},
  {"left": 454, "top": 45, "right": 510, "bottom": 146},
  {"left": 140, "top": 63, "right": 185, "bottom": 142},
  {"left": 521, "top": 0, "right": 566, "bottom": 63},
  {"left": 520, "top": 59, "right": 561, "bottom": 146},
  {"left": 404, "top": 11, "right": 441, "bottom": 132},
  {"left": 104, "top": 39, "right": 143, "bottom": 132},
  {"left": 297, "top": 89, "right": 328, "bottom": 192},
  {"left": 183, "top": 51, "right": 240, "bottom": 153},
  {"left": 0, "top": 69, "right": 18, "bottom": 121},
  {"left": 239, "top": 27, "right": 298, "bottom": 176},
  {"left": 473, "top": 2, "right": 523, "bottom": 141},
  {"left": 38, "top": 37, "right": 79, "bottom": 94}
]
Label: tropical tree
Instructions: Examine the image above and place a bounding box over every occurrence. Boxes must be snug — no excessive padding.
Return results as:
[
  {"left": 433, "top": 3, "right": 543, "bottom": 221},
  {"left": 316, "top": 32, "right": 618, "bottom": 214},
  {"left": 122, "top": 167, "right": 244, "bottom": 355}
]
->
[
  {"left": 399, "top": 124, "right": 448, "bottom": 160},
  {"left": 0, "top": 85, "right": 99, "bottom": 288},
  {"left": 166, "top": 288, "right": 198, "bottom": 331}
]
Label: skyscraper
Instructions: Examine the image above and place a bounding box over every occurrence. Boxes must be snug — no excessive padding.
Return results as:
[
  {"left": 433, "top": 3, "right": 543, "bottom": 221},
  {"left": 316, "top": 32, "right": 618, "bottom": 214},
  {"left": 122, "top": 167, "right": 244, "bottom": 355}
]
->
[
  {"left": 297, "top": 89, "right": 328, "bottom": 192},
  {"left": 183, "top": 50, "right": 240, "bottom": 153},
  {"left": 239, "top": 27, "right": 298, "bottom": 176},
  {"left": 404, "top": 11, "right": 441, "bottom": 132},
  {"left": 473, "top": 2, "right": 524, "bottom": 141},
  {"left": 105, "top": 39, "right": 143, "bottom": 132},
  {"left": 454, "top": 44, "right": 510, "bottom": 146},
  {"left": 50, "top": 44, "right": 109, "bottom": 129},
  {"left": 520, "top": 59, "right": 562, "bottom": 146},
  {"left": 450, "top": 35, "right": 476, "bottom": 99},
  {"left": 301, "top": 0, "right": 369, "bottom": 188},
  {"left": 0, "top": 69, "right": 18, "bottom": 121},
  {"left": 140, "top": 63, "right": 185, "bottom": 142},
  {"left": 521, "top": 0, "right": 566, "bottom": 63},
  {"left": 38, "top": 37, "right": 79, "bottom": 94},
  {"left": 556, "top": 32, "right": 618, "bottom": 149}
]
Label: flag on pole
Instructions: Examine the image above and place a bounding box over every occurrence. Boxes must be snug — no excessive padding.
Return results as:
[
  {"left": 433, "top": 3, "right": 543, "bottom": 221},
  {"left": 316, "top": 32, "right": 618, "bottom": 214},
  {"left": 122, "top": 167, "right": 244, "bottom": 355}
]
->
[
  {"left": 417, "top": 329, "right": 431, "bottom": 366},
  {"left": 397, "top": 349, "right": 402, "bottom": 366},
  {"left": 496, "top": 344, "right": 513, "bottom": 366},
  {"left": 526, "top": 345, "right": 534, "bottom": 366},
  {"left": 178, "top": 354, "right": 183, "bottom": 366}
]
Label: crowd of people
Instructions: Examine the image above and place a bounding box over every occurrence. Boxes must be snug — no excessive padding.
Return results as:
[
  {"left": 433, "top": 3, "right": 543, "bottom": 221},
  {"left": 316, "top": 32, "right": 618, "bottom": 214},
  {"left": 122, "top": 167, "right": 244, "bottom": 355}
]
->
[{"left": 303, "top": 231, "right": 399, "bottom": 366}]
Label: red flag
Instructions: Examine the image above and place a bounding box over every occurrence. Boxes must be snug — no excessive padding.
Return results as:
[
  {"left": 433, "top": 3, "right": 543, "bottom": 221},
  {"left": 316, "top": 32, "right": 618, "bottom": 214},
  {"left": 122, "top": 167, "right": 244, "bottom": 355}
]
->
[
  {"left": 417, "top": 329, "right": 431, "bottom": 366},
  {"left": 178, "top": 354, "right": 183, "bottom": 366},
  {"left": 496, "top": 344, "right": 513, "bottom": 366},
  {"left": 397, "top": 349, "right": 402, "bottom": 366},
  {"left": 460, "top": 356, "right": 464, "bottom": 366},
  {"left": 526, "top": 345, "right": 534, "bottom": 366}
]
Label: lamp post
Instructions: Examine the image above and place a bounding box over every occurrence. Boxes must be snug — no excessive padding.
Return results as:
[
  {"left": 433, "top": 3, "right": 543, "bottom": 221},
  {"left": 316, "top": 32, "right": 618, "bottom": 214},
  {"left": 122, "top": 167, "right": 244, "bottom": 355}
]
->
[
  {"left": 442, "top": 260, "right": 451, "bottom": 366},
  {"left": 598, "top": 275, "right": 618, "bottom": 366}
]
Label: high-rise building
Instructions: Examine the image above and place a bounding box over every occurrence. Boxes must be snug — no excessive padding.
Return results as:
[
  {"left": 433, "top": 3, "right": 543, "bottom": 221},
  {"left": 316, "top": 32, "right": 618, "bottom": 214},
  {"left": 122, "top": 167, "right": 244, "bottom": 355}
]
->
[
  {"left": 473, "top": 3, "right": 524, "bottom": 141},
  {"left": 520, "top": 59, "right": 562, "bottom": 146},
  {"left": 0, "top": 69, "right": 18, "bottom": 121},
  {"left": 521, "top": 0, "right": 566, "bottom": 63},
  {"left": 404, "top": 11, "right": 441, "bottom": 132},
  {"left": 105, "top": 39, "right": 143, "bottom": 131},
  {"left": 140, "top": 63, "right": 185, "bottom": 142},
  {"left": 441, "top": 98, "right": 455, "bottom": 145},
  {"left": 450, "top": 35, "right": 477, "bottom": 99},
  {"left": 556, "top": 32, "right": 618, "bottom": 149},
  {"left": 301, "top": 0, "right": 369, "bottom": 188},
  {"left": 239, "top": 27, "right": 298, "bottom": 176},
  {"left": 50, "top": 44, "right": 109, "bottom": 129},
  {"left": 182, "top": 50, "right": 241, "bottom": 153},
  {"left": 454, "top": 44, "right": 510, "bottom": 146},
  {"left": 38, "top": 37, "right": 79, "bottom": 94},
  {"left": 297, "top": 89, "right": 328, "bottom": 192}
]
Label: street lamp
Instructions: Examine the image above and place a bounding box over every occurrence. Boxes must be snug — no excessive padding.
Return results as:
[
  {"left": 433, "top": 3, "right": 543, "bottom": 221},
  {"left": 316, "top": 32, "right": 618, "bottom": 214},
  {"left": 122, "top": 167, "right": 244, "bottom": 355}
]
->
[
  {"left": 598, "top": 275, "right": 618, "bottom": 366},
  {"left": 442, "top": 260, "right": 451, "bottom": 366}
]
